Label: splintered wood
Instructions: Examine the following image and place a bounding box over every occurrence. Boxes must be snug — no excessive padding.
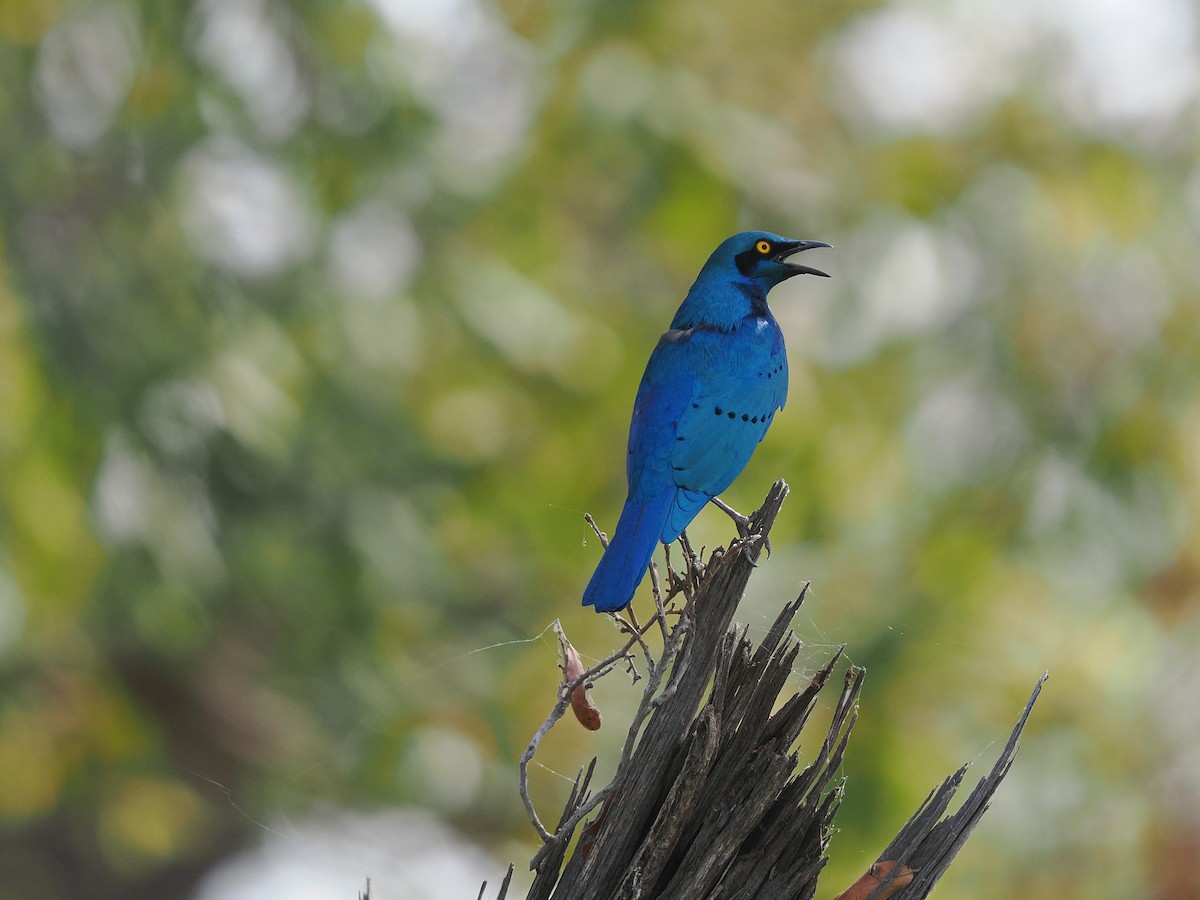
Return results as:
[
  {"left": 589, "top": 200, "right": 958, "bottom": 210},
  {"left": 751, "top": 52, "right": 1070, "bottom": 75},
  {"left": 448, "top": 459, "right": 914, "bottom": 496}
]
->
[{"left": 493, "top": 482, "right": 1045, "bottom": 900}]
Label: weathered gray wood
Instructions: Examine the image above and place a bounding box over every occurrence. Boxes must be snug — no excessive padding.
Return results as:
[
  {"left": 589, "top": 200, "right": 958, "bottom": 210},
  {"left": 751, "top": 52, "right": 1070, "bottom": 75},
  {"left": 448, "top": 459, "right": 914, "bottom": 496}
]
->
[
  {"left": 475, "top": 481, "right": 1048, "bottom": 900},
  {"left": 525, "top": 760, "right": 597, "bottom": 900},
  {"left": 481, "top": 865, "right": 513, "bottom": 900},
  {"left": 522, "top": 481, "right": 859, "bottom": 899},
  {"left": 867, "top": 672, "right": 1049, "bottom": 900},
  {"left": 613, "top": 706, "right": 719, "bottom": 899}
]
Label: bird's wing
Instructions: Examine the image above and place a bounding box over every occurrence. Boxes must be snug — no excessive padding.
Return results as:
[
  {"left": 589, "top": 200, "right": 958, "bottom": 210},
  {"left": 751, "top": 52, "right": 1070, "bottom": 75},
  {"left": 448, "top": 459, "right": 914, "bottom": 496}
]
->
[
  {"left": 625, "top": 331, "right": 696, "bottom": 501},
  {"left": 626, "top": 323, "right": 787, "bottom": 543},
  {"left": 669, "top": 325, "right": 788, "bottom": 497}
]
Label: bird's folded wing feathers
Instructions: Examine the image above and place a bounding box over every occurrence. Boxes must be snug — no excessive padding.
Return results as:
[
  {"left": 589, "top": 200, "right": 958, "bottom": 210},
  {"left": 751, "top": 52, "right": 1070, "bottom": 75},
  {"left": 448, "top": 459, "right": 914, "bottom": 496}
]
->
[
  {"left": 625, "top": 337, "right": 695, "bottom": 500},
  {"left": 626, "top": 326, "right": 787, "bottom": 538},
  {"left": 670, "top": 347, "right": 787, "bottom": 495}
]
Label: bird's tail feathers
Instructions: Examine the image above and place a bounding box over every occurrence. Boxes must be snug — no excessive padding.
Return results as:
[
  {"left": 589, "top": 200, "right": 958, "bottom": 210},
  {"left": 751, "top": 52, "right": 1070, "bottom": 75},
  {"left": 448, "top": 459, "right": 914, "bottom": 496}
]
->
[
  {"left": 582, "top": 488, "right": 674, "bottom": 612},
  {"left": 662, "top": 487, "right": 710, "bottom": 544}
]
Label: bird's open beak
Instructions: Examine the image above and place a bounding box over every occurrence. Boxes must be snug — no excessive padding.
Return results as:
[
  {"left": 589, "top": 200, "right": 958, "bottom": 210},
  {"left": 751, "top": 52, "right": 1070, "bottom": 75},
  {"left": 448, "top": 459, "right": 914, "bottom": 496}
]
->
[{"left": 775, "top": 240, "right": 831, "bottom": 278}]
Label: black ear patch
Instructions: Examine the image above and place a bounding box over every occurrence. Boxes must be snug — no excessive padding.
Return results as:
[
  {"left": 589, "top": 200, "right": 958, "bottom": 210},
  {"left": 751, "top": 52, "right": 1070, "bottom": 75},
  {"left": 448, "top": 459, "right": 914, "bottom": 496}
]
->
[{"left": 734, "top": 248, "right": 758, "bottom": 276}]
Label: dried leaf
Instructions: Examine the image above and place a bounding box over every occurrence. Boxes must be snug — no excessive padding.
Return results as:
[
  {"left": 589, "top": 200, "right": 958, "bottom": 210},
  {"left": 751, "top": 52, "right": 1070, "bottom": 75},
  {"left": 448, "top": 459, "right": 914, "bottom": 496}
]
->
[
  {"left": 564, "top": 642, "right": 602, "bottom": 731},
  {"left": 832, "top": 860, "right": 915, "bottom": 900}
]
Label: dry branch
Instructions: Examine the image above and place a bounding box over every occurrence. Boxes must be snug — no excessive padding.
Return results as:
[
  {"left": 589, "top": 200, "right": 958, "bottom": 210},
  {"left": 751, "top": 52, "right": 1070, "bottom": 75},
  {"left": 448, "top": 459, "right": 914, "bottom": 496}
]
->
[{"left": 478, "top": 481, "right": 1046, "bottom": 900}]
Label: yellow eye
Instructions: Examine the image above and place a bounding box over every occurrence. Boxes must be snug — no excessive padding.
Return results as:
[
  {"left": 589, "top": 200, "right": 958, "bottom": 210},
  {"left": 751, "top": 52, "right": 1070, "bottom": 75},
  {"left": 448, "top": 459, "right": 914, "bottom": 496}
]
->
[{"left": 756, "top": 240, "right": 771, "bottom": 255}]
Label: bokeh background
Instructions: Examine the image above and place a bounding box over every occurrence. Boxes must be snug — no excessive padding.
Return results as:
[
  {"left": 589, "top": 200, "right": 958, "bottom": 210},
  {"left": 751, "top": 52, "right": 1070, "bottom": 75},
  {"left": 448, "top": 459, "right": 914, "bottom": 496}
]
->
[{"left": 2, "top": 0, "right": 1199, "bottom": 897}]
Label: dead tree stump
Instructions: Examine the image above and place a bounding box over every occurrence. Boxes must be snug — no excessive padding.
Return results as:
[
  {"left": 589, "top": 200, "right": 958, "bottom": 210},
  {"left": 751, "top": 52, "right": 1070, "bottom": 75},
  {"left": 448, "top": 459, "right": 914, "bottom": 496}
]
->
[{"left": 486, "top": 481, "right": 1045, "bottom": 900}]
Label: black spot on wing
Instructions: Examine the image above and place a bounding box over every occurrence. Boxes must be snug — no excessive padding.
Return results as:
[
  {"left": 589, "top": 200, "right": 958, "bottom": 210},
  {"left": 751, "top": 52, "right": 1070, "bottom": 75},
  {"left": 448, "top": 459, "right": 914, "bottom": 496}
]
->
[{"left": 700, "top": 404, "right": 779, "bottom": 424}]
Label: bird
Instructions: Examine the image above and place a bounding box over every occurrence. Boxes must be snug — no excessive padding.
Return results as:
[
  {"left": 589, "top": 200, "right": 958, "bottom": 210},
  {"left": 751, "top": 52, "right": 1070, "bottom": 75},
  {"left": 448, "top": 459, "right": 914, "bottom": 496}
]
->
[{"left": 582, "top": 231, "right": 830, "bottom": 613}]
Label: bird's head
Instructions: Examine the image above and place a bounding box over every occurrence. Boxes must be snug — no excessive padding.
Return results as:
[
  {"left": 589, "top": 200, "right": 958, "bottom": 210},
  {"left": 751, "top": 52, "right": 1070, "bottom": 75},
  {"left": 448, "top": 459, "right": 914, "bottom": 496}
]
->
[
  {"left": 672, "top": 231, "right": 831, "bottom": 330},
  {"left": 719, "top": 231, "right": 831, "bottom": 289}
]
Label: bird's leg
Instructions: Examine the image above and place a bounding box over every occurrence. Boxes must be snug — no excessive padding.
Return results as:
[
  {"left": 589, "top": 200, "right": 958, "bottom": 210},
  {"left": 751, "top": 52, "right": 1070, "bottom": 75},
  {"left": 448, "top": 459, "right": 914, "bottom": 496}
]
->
[{"left": 709, "top": 496, "right": 771, "bottom": 564}]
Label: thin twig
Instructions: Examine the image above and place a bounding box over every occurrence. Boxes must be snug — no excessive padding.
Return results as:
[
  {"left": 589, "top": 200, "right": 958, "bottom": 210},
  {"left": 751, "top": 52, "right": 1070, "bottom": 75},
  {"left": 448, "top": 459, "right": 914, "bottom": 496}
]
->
[
  {"left": 520, "top": 619, "right": 652, "bottom": 841},
  {"left": 648, "top": 555, "right": 670, "bottom": 645},
  {"left": 613, "top": 601, "right": 656, "bottom": 675},
  {"left": 523, "top": 530, "right": 695, "bottom": 858},
  {"left": 531, "top": 602, "right": 692, "bottom": 866},
  {"left": 584, "top": 513, "right": 610, "bottom": 549}
]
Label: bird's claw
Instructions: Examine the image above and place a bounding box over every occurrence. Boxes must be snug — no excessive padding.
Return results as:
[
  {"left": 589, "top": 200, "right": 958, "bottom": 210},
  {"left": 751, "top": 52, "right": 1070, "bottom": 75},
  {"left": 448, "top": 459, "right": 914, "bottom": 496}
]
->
[
  {"left": 710, "top": 496, "right": 771, "bottom": 565},
  {"left": 741, "top": 534, "right": 772, "bottom": 567}
]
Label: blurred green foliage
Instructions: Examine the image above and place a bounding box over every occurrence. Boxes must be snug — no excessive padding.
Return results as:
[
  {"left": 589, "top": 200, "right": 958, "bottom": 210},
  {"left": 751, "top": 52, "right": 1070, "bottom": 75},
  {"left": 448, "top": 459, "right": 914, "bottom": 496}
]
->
[{"left": 1, "top": 0, "right": 1199, "bottom": 897}]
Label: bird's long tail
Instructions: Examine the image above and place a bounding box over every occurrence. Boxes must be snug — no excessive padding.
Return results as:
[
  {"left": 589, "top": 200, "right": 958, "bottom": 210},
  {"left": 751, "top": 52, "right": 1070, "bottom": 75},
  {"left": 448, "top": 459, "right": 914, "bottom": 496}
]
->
[{"left": 582, "top": 488, "right": 674, "bottom": 612}]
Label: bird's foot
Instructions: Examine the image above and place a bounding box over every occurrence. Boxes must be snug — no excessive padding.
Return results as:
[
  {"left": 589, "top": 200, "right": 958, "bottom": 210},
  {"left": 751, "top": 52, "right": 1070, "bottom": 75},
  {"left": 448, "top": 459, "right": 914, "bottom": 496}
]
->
[{"left": 709, "top": 496, "right": 771, "bottom": 565}]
